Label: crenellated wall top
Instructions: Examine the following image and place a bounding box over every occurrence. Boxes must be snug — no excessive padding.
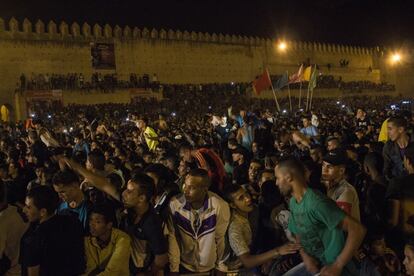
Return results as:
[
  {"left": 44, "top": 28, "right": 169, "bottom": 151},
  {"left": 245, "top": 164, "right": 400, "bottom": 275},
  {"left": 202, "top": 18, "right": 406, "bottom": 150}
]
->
[{"left": 0, "top": 17, "right": 378, "bottom": 55}]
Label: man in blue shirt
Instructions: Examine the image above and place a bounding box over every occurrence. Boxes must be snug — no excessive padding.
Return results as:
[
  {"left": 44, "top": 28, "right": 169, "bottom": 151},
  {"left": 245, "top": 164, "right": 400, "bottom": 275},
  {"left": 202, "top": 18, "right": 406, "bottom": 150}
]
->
[
  {"left": 300, "top": 116, "right": 319, "bottom": 140},
  {"left": 52, "top": 170, "right": 90, "bottom": 231}
]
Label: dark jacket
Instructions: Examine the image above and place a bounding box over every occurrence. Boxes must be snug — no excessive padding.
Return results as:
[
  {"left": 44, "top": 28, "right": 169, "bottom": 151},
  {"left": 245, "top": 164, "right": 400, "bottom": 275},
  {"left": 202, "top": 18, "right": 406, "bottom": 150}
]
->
[{"left": 383, "top": 134, "right": 414, "bottom": 180}]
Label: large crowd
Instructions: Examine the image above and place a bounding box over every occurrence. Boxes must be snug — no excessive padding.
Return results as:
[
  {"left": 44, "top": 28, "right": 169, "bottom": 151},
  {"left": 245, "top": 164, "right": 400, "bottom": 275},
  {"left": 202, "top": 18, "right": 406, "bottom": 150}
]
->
[
  {"left": 1, "top": 87, "right": 414, "bottom": 276},
  {"left": 19, "top": 72, "right": 395, "bottom": 95}
]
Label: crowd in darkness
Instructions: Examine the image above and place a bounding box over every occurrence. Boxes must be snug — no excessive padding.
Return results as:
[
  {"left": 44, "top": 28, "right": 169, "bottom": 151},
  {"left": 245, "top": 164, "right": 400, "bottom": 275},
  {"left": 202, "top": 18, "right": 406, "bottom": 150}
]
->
[
  {"left": 19, "top": 71, "right": 395, "bottom": 95},
  {"left": 1, "top": 82, "right": 414, "bottom": 276}
]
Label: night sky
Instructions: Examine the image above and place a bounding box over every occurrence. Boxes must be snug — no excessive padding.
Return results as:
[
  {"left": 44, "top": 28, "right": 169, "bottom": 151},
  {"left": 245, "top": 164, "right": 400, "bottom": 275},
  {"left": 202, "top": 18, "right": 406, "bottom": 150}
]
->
[{"left": 1, "top": 0, "right": 413, "bottom": 47}]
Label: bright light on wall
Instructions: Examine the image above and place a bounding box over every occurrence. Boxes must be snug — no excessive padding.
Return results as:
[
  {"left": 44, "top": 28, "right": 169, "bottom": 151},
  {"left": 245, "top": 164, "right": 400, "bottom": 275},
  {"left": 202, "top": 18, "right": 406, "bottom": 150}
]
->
[
  {"left": 278, "top": 41, "right": 287, "bottom": 51},
  {"left": 390, "top": 53, "right": 402, "bottom": 64}
]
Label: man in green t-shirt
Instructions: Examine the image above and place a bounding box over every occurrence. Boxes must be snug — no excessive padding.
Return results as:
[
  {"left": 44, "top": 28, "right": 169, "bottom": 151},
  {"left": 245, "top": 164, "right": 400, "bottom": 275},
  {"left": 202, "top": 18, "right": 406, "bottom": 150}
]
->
[{"left": 275, "top": 158, "right": 366, "bottom": 276}]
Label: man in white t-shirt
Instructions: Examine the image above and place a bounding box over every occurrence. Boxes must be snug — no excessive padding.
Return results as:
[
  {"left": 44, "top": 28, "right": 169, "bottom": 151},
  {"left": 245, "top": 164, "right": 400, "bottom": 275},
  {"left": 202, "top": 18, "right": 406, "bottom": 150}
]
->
[
  {"left": 322, "top": 149, "right": 361, "bottom": 221},
  {"left": 0, "top": 181, "right": 28, "bottom": 275}
]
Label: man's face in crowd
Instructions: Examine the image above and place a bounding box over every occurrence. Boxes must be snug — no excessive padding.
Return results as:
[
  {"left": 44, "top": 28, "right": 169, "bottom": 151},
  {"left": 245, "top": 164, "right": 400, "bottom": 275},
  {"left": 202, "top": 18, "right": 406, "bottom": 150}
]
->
[
  {"left": 86, "top": 157, "right": 94, "bottom": 171},
  {"left": 387, "top": 122, "right": 404, "bottom": 142},
  {"left": 404, "top": 246, "right": 414, "bottom": 276},
  {"left": 248, "top": 162, "right": 261, "bottom": 182},
  {"left": 53, "top": 183, "right": 80, "bottom": 203},
  {"left": 74, "top": 137, "right": 81, "bottom": 144},
  {"left": 274, "top": 165, "right": 292, "bottom": 197},
  {"left": 327, "top": 140, "right": 339, "bottom": 151},
  {"left": 356, "top": 109, "right": 365, "bottom": 119},
  {"left": 310, "top": 148, "right": 322, "bottom": 163},
  {"left": 302, "top": 118, "right": 310, "bottom": 128},
  {"left": 370, "top": 238, "right": 386, "bottom": 257},
  {"left": 321, "top": 161, "right": 344, "bottom": 183},
  {"left": 165, "top": 159, "right": 175, "bottom": 171},
  {"left": 180, "top": 148, "right": 192, "bottom": 163},
  {"left": 259, "top": 171, "right": 275, "bottom": 188},
  {"left": 232, "top": 152, "right": 243, "bottom": 163},
  {"left": 228, "top": 143, "right": 238, "bottom": 150},
  {"left": 252, "top": 142, "right": 259, "bottom": 153},
  {"left": 355, "top": 130, "right": 364, "bottom": 140},
  {"left": 23, "top": 197, "right": 42, "bottom": 223},
  {"left": 89, "top": 213, "right": 112, "bottom": 238},
  {"left": 35, "top": 167, "right": 44, "bottom": 179},
  {"left": 183, "top": 175, "right": 207, "bottom": 204},
  {"left": 136, "top": 120, "right": 146, "bottom": 130},
  {"left": 230, "top": 188, "right": 254, "bottom": 213},
  {"left": 122, "top": 180, "right": 142, "bottom": 208},
  {"left": 91, "top": 142, "right": 99, "bottom": 150}
]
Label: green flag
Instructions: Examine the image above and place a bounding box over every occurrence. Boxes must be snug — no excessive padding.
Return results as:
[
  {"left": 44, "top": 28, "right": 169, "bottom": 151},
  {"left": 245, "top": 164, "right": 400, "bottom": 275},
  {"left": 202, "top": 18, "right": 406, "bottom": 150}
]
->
[{"left": 308, "top": 66, "right": 318, "bottom": 91}]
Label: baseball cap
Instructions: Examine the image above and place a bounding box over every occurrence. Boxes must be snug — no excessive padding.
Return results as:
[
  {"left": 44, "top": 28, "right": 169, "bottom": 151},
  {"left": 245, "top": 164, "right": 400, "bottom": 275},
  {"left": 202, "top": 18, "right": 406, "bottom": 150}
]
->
[{"left": 323, "top": 149, "right": 349, "bottom": 166}]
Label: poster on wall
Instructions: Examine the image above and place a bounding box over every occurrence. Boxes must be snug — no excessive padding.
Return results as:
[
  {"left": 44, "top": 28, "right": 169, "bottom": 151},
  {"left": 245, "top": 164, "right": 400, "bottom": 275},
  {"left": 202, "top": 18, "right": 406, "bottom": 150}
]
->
[{"left": 91, "top": 43, "right": 116, "bottom": 69}]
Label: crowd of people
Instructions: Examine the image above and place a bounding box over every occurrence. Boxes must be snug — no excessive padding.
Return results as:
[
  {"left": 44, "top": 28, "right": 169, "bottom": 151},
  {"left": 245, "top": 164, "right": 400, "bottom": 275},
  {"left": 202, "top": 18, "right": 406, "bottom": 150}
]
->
[
  {"left": 1, "top": 87, "right": 414, "bottom": 276},
  {"left": 19, "top": 71, "right": 395, "bottom": 96},
  {"left": 19, "top": 73, "right": 160, "bottom": 92},
  {"left": 270, "top": 74, "right": 395, "bottom": 92}
]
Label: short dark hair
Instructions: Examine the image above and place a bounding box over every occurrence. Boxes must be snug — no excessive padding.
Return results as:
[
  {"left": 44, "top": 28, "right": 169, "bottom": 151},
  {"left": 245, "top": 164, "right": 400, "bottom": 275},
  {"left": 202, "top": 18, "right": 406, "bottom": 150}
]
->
[
  {"left": 138, "top": 116, "right": 148, "bottom": 125},
  {"left": 223, "top": 184, "right": 243, "bottom": 203},
  {"left": 405, "top": 143, "right": 414, "bottom": 167},
  {"left": 187, "top": 168, "right": 211, "bottom": 187},
  {"left": 0, "top": 180, "right": 6, "bottom": 203},
  {"left": 130, "top": 172, "right": 155, "bottom": 202},
  {"left": 388, "top": 116, "right": 407, "bottom": 130},
  {"left": 88, "top": 150, "right": 106, "bottom": 171},
  {"left": 27, "top": 186, "right": 59, "bottom": 214},
  {"left": 90, "top": 203, "right": 115, "bottom": 224},
  {"left": 250, "top": 159, "right": 263, "bottom": 167},
  {"left": 228, "top": 138, "right": 238, "bottom": 147},
  {"left": 364, "top": 152, "right": 384, "bottom": 173},
  {"left": 52, "top": 170, "right": 79, "bottom": 186},
  {"left": 276, "top": 158, "right": 306, "bottom": 177}
]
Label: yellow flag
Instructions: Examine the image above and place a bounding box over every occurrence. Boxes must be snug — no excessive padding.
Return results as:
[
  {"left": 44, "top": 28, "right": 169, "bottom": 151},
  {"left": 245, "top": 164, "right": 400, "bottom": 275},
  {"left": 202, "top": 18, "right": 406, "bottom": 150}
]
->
[
  {"left": 303, "top": 66, "right": 312, "bottom": 81},
  {"left": 378, "top": 118, "right": 389, "bottom": 142}
]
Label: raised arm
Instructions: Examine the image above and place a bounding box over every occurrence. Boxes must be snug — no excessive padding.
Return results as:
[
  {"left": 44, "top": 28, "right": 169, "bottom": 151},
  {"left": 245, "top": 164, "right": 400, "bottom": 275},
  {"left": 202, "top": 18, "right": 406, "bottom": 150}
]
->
[{"left": 63, "top": 157, "right": 121, "bottom": 201}]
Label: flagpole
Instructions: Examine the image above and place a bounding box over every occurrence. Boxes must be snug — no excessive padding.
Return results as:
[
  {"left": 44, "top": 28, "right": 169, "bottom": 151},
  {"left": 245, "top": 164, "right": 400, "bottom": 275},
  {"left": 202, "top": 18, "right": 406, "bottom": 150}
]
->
[
  {"left": 270, "top": 81, "right": 281, "bottom": 113},
  {"left": 309, "top": 65, "right": 316, "bottom": 111},
  {"left": 286, "top": 70, "right": 292, "bottom": 112},
  {"left": 298, "top": 81, "right": 302, "bottom": 109},
  {"left": 266, "top": 68, "right": 281, "bottom": 112},
  {"left": 309, "top": 88, "right": 314, "bottom": 111},
  {"left": 305, "top": 84, "right": 310, "bottom": 112}
]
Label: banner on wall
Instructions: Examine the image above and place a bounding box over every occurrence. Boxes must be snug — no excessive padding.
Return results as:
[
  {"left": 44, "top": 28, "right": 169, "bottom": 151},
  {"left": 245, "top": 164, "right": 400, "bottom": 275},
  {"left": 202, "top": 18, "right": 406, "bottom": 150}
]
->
[
  {"left": 91, "top": 43, "right": 116, "bottom": 69},
  {"left": 25, "top": 90, "right": 63, "bottom": 101}
]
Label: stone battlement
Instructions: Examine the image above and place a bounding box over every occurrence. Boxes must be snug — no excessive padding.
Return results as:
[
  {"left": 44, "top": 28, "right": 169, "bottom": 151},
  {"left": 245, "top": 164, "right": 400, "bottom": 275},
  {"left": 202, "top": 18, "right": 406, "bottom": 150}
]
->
[{"left": 0, "top": 17, "right": 378, "bottom": 56}]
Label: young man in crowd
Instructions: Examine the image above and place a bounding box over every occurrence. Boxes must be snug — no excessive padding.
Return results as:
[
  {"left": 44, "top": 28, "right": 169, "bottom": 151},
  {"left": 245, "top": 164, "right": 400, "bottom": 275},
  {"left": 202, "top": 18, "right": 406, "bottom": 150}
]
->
[
  {"left": 383, "top": 116, "right": 414, "bottom": 180},
  {"left": 73, "top": 133, "right": 90, "bottom": 157},
  {"left": 135, "top": 117, "right": 159, "bottom": 152},
  {"left": 321, "top": 149, "right": 361, "bottom": 221},
  {"left": 275, "top": 158, "right": 366, "bottom": 276},
  {"left": 300, "top": 116, "right": 319, "bottom": 140},
  {"left": 386, "top": 143, "right": 414, "bottom": 255},
  {"left": 121, "top": 172, "right": 168, "bottom": 275},
  {"left": 242, "top": 159, "right": 262, "bottom": 202},
  {"left": 20, "top": 186, "right": 85, "bottom": 276},
  {"left": 52, "top": 169, "right": 91, "bottom": 230},
  {"left": 232, "top": 147, "right": 250, "bottom": 185},
  {"left": 0, "top": 181, "right": 28, "bottom": 276},
  {"left": 84, "top": 203, "right": 131, "bottom": 275},
  {"left": 224, "top": 184, "right": 301, "bottom": 274},
  {"left": 168, "top": 169, "right": 230, "bottom": 274}
]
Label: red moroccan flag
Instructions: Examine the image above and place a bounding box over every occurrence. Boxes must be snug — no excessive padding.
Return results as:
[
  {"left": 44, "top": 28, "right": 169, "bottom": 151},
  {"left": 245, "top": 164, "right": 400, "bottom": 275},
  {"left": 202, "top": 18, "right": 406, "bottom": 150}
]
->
[{"left": 252, "top": 69, "right": 272, "bottom": 95}]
